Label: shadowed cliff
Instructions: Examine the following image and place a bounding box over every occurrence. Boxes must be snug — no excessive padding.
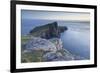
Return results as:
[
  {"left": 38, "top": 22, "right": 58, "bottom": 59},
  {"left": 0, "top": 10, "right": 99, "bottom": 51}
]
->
[{"left": 29, "top": 22, "right": 67, "bottom": 39}]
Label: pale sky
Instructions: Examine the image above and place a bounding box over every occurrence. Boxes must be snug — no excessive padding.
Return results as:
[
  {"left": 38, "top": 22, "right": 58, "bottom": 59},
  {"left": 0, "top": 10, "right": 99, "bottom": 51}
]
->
[{"left": 21, "top": 10, "right": 90, "bottom": 22}]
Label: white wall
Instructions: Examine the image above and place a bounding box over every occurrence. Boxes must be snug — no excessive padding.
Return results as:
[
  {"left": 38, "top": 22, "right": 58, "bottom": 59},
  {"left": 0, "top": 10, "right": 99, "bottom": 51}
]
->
[{"left": 0, "top": 0, "right": 99, "bottom": 73}]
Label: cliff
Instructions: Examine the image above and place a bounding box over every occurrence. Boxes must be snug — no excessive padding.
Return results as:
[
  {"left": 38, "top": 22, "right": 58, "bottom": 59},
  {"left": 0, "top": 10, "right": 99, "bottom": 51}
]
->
[
  {"left": 29, "top": 22, "right": 67, "bottom": 39},
  {"left": 22, "top": 37, "right": 74, "bottom": 62}
]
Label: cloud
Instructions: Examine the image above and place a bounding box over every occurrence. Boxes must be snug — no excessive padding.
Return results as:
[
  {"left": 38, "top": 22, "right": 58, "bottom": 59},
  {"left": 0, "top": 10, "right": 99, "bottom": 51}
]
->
[{"left": 21, "top": 10, "right": 90, "bottom": 21}]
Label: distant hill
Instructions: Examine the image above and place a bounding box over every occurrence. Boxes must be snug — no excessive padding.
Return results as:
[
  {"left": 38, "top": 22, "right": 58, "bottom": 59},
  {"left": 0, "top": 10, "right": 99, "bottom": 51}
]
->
[{"left": 29, "top": 22, "right": 67, "bottom": 39}]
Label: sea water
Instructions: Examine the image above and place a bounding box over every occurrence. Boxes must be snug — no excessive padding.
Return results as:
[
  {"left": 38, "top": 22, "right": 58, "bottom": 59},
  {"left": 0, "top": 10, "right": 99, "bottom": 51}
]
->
[{"left": 60, "top": 22, "right": 90, "bottom": 59}]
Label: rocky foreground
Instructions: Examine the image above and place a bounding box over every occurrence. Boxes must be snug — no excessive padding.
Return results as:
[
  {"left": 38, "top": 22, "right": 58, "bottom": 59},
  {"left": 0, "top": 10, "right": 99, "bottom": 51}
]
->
[{"left": 21, "top": 37, "right": 74, "bottom": 62}]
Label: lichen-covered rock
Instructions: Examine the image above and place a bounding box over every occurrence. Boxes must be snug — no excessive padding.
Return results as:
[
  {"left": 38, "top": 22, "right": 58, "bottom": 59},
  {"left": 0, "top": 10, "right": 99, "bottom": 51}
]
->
[
  {"left": 22, "top": 37, "right": 74, "bottom": 62},
  {"left": 49, "top": 38, "right": 63, "bottom": 50},
  {"left": 43, "top": 50, "right": 74, "bottom": 61},
  {"left": 25, "top": 37, "right": 57, "bottom": 53},
  {"left": 43, "top": 52, "right": 58, "bottom": 61}
]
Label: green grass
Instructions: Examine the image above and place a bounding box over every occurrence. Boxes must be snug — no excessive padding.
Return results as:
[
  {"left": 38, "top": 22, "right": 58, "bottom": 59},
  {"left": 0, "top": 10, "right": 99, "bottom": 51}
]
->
[
  {"left": 21, "top": 50, "right": 44, "bottom": 63},
  {"left": 21, "top": 35, "right": 45, "bottom": 63},
  {"left": 21, "top": 35, "right": 31, "bottom": 43}
]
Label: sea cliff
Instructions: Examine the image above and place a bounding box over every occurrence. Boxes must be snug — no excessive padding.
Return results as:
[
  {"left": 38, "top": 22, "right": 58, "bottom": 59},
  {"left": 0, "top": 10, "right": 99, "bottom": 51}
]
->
[
  {"left": 22, "top": 37, "right": 74, "bottom": 62},
  {"left": 29, "top": 22, "right": 67, "bottom": 39}
]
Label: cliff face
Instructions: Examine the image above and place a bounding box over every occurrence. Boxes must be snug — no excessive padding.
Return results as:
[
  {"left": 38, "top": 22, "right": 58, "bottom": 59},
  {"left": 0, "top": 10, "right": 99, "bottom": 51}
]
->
[
  {"left": 22, "top": 37, "right": 74, "bottom": 62},
  {"left": 29, "top": 22, "right": 67, "bottom": 39},
  {"left": 25, "top": 37, "right": 57, "bottom": 53}
]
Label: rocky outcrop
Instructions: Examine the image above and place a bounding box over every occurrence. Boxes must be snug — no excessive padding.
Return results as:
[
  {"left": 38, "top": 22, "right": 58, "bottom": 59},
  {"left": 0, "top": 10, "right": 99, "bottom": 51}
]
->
[
  {"left": 24, "top": 37, "right": 57, "bottom": 53},
  {"left": 22, "top": 37, "right": 74, "bottom": 62},
  {"left": 29, "top": 22, "right": 67, "bottom": 39}
]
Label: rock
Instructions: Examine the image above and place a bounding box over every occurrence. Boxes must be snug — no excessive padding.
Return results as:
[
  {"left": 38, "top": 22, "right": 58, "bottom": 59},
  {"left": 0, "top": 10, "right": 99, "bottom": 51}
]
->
[
  {"left": 23, "top": 37, "right": 74, "bottom": 62},
  {"left": 43, "top": 52, "right": 57, "bottom": 61},
  {"left": 49, "top": 38, "right": 63, "bottom": 50},
  {"left": 29, "top": 22, "right": 67, "bottom": 39},
  {"left": 25, "top": 37, "right": 57, "bottom": 53},
  {"left": 58, "top": 26, "right": 68, "bottom": 33},
  {"left": 43, "top": 51, "right": 74, "bottom": 61}
]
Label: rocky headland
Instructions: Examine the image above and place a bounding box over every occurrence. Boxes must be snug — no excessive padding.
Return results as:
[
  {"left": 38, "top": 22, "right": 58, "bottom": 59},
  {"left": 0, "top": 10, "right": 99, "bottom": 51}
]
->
[
  {"left": 21, "top": 22, "right": 76, "bottom": 63},
  {"left": 29, "top": 22, "right": 67, "bottom": 39}
]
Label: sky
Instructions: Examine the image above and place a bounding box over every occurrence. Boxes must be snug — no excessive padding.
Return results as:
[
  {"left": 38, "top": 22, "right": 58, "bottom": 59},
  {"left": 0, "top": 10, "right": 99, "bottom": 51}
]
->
[{"left": 21, "top": 10, "right": 90, "bottom": 22}]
